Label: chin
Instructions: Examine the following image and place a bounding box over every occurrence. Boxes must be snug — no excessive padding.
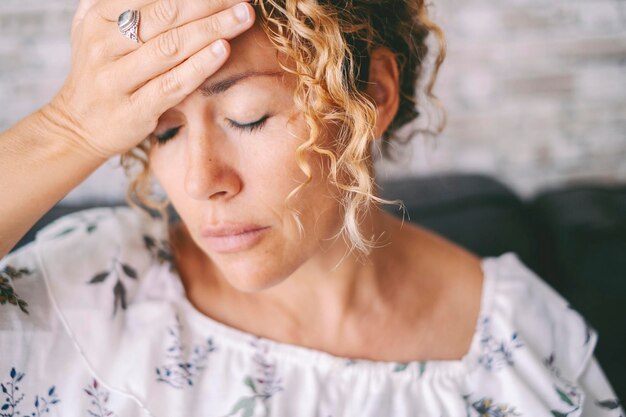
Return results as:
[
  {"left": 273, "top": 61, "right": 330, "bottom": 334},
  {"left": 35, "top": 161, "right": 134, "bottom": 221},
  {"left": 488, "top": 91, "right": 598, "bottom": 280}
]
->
[
  {"left": 230, "top": 280, "right": 284, "bottom": 294},
  {"left": 208, "top": 254, "right": 292, "bottom": 293},
  {"left": 197, "top": 232, "right": 314, "bottom": 293},
  {"left": 225, "top": 271, "right": 290, "bottom": 293}
]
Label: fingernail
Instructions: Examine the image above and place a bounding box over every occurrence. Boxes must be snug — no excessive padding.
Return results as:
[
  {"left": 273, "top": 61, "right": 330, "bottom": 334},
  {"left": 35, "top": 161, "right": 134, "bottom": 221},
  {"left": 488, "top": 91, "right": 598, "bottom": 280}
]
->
[
  {"left": 211, "top": 40, "right": 226, "bottom": 56},
  {"left": 234, "top": 3, "right": 250, "bottom": 23}
]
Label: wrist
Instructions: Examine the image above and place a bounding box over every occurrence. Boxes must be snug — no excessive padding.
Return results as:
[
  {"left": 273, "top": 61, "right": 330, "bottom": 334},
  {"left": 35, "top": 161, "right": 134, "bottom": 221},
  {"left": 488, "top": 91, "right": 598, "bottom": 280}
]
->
[{"left": 36, "top": 101, "right": 112, "bottom": 163}]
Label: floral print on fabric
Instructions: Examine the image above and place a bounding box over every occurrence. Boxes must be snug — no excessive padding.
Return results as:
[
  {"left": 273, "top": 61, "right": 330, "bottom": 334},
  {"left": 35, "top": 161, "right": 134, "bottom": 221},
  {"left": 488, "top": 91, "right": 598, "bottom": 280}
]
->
[
  {"left": 83, "top": 378, "right": 118, "bottom": 417},
  {"left": 0, "top": 266, "right": 32, "bottom": 315},
  {"left": 4, "top": 208, "right": 622, "bottom": 417},
  {"left": 85, "top": 248, "right": 139, "bottom": 318},
  {"left": 392, "top": 361, "right": 427, "bottom": 375},
  {"left": 476, "top": 316, "right": 524, "bottom": 371},
  {"left": 463, "top": 394, "right": 522, "bottom": 417},
  {"left": 142, "top": 234, "right": 177, "bottom": 273},
  {"left": 0, "top": 368, "right": 60, "bottom": 417},
  {"left": 593, "top": 399, "right": 624, "bottom": 415},
  {"left": 155, "top": 314, "right": 217, "bottom": 388},
  {"left": 223, "top": 338, "right": 284, "bottom": 417},
  {"left": 345, "top": 356, "right": 428, "bottom": 376},
  {"left": 550, "top": 383, "right": 583, "bottom": 417},
  {"left": 46, "top": 209, "right": 113, "bottom": 241},
  {"left": 544, "top": 353, "right": 623, "bottom": 416},
  {"left": 544, "top": 353, "right": 585, "bottom": 416}
]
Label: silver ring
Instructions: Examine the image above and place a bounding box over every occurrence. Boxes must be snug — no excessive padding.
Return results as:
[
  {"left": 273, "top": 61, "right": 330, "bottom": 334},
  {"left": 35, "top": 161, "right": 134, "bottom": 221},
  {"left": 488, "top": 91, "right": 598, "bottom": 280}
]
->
[{"left": 117, "top": 9, "right": 142, "bottom": 43}]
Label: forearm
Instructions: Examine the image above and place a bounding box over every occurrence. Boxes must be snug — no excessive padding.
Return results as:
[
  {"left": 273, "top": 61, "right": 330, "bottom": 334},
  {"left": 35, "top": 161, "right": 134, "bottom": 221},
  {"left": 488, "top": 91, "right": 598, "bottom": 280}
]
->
[{"left": 0, "top": 105, "right": 108, "bottom": 257}]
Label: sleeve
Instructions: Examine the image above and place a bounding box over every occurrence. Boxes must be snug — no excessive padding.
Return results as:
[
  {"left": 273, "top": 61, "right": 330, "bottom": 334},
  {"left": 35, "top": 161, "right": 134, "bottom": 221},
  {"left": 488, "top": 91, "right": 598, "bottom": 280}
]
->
[
  {"left": 533, "top": 276, "right": 624, "bottom": 415},
  {"left": 497, "top": 253, "right": 624, "bottom": 416},
  {"left": 579, "top": 354, "right": 625, "bottom": 416}
]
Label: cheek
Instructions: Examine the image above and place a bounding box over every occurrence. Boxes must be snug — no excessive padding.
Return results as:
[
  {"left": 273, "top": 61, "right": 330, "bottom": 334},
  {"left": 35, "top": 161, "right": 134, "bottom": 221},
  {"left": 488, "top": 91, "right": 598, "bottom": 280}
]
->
[
  {"left": 252, "top": 119, "right": 329, "bottom": 199},
  {"left": 252, "top": 123, "right": 343, "bottom": 235},
  {"left": 148, "top": 146, "right": 188, "bottom": 206}
]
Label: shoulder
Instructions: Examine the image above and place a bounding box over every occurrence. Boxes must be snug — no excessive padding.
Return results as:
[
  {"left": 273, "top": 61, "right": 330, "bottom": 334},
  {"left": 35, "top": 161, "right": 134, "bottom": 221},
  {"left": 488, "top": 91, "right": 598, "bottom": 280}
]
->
[
  {"left": 479, "top": 252, "right": 597, "bottom": 381},
  {"left": 34, "top": 205, "right": 171, "bottom": 267},
  {"left": 402, "top": 224, "right": 485, "bottom": 361},
  {"left": 33, "top": 206, "right": 175, "bottom": 313},
  {"left": 34, "top": 205, "right": 163, "bottom": 248},
  {"left": 448, "top": 252, "right": 618, "bottom": 417},
  {"left": 382, "top": 216, "right": 596, "bottom": 384},
  {"left": 1, "top": 206, "right": 173, "bottom": 326},
  {"left": 1, "top": 232, "right": 150, "bottom": 416}
]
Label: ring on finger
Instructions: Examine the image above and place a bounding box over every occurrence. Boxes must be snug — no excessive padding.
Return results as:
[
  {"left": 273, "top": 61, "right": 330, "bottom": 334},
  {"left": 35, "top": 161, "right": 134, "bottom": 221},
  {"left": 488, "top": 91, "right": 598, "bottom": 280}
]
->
[{"left": 117, "top": 9, "right": 144, "bottom": 44}]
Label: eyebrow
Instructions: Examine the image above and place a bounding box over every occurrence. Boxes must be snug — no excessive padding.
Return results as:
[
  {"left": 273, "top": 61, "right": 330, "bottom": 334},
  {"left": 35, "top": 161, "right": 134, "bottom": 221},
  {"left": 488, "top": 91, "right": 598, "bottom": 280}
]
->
[{"left": 197, "top": 70, "right": 284, "bottom": 97}]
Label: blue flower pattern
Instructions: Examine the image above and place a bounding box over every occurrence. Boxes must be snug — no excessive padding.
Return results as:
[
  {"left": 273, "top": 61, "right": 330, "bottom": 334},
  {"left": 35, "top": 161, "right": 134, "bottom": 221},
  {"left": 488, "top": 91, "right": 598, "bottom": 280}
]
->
[
  {"left": 476, "top": 316, "right": 524, "bottom": 371},
  {"left": 0, "top": 368, "right": 60, "bottom": 417},
  {"left": 155, "top": 313, "right": 217, "bottom": 388}
]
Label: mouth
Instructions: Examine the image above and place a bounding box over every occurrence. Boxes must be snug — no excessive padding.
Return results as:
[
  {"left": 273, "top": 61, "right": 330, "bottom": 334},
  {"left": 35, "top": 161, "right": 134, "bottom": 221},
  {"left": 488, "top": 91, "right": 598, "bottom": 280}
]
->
[{"left": 201, "top": 226, "right": 270, "bottom": 254}]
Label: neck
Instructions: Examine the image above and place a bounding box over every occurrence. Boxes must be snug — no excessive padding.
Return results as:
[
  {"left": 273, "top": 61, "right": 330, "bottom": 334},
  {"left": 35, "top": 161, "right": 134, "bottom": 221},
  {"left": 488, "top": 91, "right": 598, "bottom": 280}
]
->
[
  {"left": 260, "top": 208, "right": 400, "bottom": 319},
  {"left": 169, "top": 209, "right": 417, "bottom": 351}
]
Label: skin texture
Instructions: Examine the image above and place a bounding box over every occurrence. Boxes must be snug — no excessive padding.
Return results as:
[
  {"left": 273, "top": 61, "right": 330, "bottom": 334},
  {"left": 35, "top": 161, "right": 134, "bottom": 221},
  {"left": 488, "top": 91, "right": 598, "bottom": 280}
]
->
[{"left": 149, "top": 21, "right": 485, "bottom": 362}]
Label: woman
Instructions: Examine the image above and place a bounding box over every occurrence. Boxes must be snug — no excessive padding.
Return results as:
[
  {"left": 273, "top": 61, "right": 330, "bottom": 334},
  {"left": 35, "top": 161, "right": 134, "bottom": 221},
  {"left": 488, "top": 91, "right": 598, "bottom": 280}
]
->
[{"left": 0, "top": 0, "right": 622, "bottom": 415}]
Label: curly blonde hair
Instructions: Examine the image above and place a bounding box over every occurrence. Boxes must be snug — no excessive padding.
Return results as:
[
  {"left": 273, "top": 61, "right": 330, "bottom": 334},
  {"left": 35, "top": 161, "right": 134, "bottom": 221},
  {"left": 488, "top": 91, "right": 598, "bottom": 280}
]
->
[{"left": 120, "top": 0, "right": 447, "bottom": 260}]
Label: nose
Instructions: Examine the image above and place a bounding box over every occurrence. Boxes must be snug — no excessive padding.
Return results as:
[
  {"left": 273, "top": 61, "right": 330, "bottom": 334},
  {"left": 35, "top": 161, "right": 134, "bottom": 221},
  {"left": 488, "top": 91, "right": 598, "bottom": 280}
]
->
[{"left": 183, "top": 130, "right": 242, "bottom": 201}]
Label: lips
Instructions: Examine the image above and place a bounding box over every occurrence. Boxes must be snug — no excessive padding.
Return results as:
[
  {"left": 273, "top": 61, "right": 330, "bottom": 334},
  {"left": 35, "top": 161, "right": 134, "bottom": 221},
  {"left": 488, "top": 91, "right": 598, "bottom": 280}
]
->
[
  {"left": 200, "top": 223, "right": 268, "bottom": 238},
  {"left": 200, "top": 223, "right": 271, "bottom": 254}
]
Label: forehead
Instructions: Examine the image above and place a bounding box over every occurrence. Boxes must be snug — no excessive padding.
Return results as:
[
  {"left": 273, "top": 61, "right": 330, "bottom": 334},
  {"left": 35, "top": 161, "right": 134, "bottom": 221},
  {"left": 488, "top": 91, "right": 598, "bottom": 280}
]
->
[{"left": 204, "top": 22, "right": 289, "bottom": 87}]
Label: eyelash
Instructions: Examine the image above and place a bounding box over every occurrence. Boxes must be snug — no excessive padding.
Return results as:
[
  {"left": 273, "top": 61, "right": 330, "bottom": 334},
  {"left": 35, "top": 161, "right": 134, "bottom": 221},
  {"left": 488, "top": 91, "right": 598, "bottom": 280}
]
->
[{"left": 153, "top": 115, "right": 270, "bottom": 145}]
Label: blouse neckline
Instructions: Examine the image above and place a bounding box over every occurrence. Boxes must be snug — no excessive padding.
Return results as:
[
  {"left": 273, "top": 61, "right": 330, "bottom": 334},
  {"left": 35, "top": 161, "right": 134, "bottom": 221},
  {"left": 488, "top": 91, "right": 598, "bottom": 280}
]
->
[{"left": 161, "top": 220, "right": 498, "bottom": 380}]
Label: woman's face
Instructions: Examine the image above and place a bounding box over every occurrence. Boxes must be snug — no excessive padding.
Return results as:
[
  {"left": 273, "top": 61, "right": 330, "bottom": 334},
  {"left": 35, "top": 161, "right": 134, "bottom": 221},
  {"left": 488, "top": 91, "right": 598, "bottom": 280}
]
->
[{"left": 149, "top": 22, "right": 345, "bottom": 292}]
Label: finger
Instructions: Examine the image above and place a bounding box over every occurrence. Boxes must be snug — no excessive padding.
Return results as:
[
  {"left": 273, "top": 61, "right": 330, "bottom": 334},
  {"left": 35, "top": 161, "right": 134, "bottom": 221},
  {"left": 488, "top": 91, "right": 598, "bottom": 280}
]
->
[
  {"left": 130, "top": 39, "right": 231, "bottom": 117},
  {"left": 93, "top": 0, "right": 249, "bottom": 57},
  {"left": 116, "top": 2, "right": 254, "bottom": 92},
  {"left": 94, "top": 0, "right": 249, "bottom": 40},
  {"left": 72, "top": 0, "right": 144, "bottom": 41},
  {"left": 71, "top": 0, "right": 101, "bottom": 35},
  {"left": 138, "top": 0, "right": 251, "bottom": 43}
]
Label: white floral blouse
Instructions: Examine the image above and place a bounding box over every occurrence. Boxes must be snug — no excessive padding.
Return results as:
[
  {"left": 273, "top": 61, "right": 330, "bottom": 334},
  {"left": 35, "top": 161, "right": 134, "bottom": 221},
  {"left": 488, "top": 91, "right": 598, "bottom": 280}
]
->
[{"left": 0, "top": 206, "right": 623, "bottom": 417}]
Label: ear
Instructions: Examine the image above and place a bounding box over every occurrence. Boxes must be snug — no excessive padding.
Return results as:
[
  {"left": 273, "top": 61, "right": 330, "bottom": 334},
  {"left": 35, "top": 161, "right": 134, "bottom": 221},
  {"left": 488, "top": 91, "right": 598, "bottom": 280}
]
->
[{"left": 364, "top": 47, "right": 400, "bottom": 140}]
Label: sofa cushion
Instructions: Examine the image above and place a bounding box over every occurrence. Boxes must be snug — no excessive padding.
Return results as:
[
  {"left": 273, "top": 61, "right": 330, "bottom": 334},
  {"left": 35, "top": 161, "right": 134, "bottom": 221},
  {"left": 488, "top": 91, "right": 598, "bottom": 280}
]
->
[{"left": 529, "top": 184, "right": 626, "bottom": 398}]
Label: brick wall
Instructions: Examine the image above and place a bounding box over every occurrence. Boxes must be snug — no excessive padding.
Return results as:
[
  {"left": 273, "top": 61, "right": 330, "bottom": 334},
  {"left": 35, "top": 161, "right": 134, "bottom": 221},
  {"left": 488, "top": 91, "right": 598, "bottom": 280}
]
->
[
  {"left": 1, "top": 0, "right": 625, "bottom": 203},
  {"left": 376, "top": 0, "right": 626, "bottom": 198}
]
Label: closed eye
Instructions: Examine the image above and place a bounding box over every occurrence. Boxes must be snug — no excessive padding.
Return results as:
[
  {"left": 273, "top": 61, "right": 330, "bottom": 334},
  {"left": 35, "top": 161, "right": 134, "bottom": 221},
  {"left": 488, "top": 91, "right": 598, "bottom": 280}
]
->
[
  {"left": 152, "top": 115, "right": 270, "bottom": 145},
  {"left": 152, "top": 127, "right": 180, "bottom": 144},
  {"left": 227, "top": 114, "right": 270, "bottom": 133}
]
